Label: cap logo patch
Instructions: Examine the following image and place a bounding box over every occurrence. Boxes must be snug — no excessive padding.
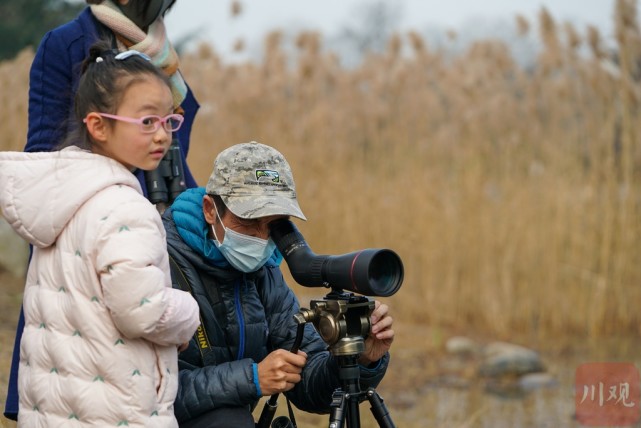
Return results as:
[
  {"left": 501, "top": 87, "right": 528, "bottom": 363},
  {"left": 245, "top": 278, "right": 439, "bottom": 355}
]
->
[{"left": 256, "top": 169, "right": 280, "bottom": 183}]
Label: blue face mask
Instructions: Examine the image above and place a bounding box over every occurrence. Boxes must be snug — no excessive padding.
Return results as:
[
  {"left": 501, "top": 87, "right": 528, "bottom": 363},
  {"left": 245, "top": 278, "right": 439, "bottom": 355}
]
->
[{"left": 211, "top": 211, "right": 276, "bottom": 273}]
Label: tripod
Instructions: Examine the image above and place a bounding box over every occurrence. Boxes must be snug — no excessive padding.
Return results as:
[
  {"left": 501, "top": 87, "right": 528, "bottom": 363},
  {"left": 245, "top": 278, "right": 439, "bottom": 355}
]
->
[
  {"left": 327, "top": 336, "right": 396, "bottom": 428},
  {"left": 257, "top": 291, "right": 397, "bottom": 428}
]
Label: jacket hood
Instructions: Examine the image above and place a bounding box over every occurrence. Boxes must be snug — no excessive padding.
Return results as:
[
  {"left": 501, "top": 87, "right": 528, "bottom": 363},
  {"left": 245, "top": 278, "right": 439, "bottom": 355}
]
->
[{"left": 0, "top": 147, "right": 141, "bottom": 248}]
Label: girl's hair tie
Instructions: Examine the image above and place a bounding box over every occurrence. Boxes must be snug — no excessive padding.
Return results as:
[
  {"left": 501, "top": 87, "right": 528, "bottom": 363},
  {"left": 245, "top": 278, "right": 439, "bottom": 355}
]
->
[{"left": 115, "top": 50, "right": 151, "bottom": 62}]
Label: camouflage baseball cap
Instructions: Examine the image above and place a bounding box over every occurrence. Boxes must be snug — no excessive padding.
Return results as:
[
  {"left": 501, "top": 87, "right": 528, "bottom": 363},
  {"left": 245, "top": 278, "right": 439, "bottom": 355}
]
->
[{"left": 205, "top": 141, "right": 307, "bottom": 220}]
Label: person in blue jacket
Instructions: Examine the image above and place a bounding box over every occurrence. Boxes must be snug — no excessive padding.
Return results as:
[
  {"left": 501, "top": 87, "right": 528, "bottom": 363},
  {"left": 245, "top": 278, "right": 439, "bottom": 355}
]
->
[
  {"left": 163, "top": 142, "right": 395, "bottom": 428},
  {"left": 4, "top": 0, "right": 200, "bottom": 421}
]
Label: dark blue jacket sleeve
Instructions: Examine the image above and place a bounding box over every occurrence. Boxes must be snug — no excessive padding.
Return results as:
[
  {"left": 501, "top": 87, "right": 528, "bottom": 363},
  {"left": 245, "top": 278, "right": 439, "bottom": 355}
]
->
[
  {"left": 26, "top": 13, "right": 94, "bottom": 153},
  {"left": 175, "top": 357, "right": 260, "bottom": 422},
  {"left": 3, "top": 309, "right": 23, "bottom": 420}
]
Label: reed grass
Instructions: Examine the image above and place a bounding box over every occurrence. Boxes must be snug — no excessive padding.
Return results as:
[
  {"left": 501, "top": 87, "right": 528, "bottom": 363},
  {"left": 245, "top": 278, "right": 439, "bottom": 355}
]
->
[{"left": 1, "top": 3, "right": 640, "bottom": 345}]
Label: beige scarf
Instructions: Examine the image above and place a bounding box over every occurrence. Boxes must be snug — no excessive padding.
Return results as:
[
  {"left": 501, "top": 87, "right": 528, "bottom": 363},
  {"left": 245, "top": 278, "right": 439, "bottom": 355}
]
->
[{"left": 90, "top": 0, "right": 188, "bottom": 110}]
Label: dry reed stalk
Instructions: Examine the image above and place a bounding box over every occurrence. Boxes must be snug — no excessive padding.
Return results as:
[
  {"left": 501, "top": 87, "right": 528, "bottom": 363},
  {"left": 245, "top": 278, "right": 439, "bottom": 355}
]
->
[
  {"left": 232, "top": 38, "right": 245, "bottom": 53},
  {"left": 515, "top": 14, "right": 530, "bottom": 37},
  {"left": 564, "top": 22, "right": 582, "bottom": 53},
  {"left": 587, "top": 25, "right": 605, "bottom": 60},
  {"left": 611, "top": 0, "right": 641, "bottom": 335},
  {"left": 230, "top": 0, "right": 242, "bottom": 18},
  {"left": 0, "top": 47, "right": 33, "bottom": 152},
  {"left": 614, "top": 0, "right": 641, "bottom": 187},
  {"left": 538, "top": 7, "right": 562, "bottom": 73}
]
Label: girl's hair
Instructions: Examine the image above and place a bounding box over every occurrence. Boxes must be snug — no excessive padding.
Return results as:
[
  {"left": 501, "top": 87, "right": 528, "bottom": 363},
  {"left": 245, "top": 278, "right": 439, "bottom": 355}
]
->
[{"left": 60, "top": 39, "right": 171, "bottom": 150}]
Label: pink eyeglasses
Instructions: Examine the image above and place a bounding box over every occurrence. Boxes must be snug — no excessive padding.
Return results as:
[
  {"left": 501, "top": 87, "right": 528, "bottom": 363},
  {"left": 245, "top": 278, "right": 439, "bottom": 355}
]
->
[{"left": 84, "top": 113, "right": 184, "bottom": 133}]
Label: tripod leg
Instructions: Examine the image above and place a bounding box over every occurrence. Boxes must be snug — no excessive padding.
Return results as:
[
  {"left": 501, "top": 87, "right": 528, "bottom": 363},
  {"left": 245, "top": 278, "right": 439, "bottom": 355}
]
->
[
  {"left": 366, "top": 388, "right": 396, "bottom": 428},
  {"left": 346, "top": 391, "right": 361, "bottom": 428},
  {"left": 328, "top": 390, "right": 346, "bottom": 428}
]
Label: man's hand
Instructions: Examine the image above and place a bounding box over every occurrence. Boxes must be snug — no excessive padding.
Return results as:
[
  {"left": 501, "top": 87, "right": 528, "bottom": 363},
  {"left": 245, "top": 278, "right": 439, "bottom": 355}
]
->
[
  {"left": 257, "top": 349, "right": 307, "bottom": 396},
  {"left": 359, "top": 300, "right": 394, "bottom": 366}
]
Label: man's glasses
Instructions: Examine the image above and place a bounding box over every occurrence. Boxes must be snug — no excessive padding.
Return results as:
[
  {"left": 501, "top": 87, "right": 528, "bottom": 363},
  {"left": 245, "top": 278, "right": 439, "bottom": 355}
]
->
[{"left": 85, "top": 113, "right": 184, "bottom": 133}]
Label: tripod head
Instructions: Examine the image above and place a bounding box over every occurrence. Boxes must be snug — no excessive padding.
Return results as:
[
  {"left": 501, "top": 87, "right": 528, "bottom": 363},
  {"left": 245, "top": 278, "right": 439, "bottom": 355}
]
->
[{"left": 295, "top": 290, "right": 374, "bottom": 357}]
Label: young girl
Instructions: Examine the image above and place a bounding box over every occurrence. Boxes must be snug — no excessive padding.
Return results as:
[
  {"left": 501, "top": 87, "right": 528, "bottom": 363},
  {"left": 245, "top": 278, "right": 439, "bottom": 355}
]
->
[
  {"left": 6, "top": 3, "right": 201, "bottom": 420},
  {"left": 0, "top": 42, "right": 200, "bottom": 427}
]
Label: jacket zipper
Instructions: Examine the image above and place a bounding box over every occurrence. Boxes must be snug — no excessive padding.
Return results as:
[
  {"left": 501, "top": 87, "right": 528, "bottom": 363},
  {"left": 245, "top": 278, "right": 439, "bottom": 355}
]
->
[{"left": 234, "top": 278, "right": 245, "bottom": 360}]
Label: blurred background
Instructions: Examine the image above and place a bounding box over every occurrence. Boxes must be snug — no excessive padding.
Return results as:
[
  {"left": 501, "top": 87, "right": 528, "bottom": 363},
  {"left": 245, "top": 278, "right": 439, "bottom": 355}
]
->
[{"left": 1, "top": 1, "right": 641, "bottom": 426}]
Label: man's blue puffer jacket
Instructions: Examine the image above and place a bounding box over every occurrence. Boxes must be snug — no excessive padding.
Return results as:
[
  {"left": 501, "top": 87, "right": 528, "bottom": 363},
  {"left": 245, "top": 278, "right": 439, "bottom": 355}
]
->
[{"left": 163, "top": 188, "right": 390, "bottom": 422}]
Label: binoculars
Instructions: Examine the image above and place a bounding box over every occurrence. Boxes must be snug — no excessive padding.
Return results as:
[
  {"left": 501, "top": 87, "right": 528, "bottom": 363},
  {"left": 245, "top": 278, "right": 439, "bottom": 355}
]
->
[{"left": 144, "top": 139, "right": 186, "bottom": 205}]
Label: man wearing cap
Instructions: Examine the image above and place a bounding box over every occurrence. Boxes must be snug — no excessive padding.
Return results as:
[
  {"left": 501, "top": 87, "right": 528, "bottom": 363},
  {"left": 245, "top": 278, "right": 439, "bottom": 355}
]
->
[{"left": 162, "top": 142, "right": 394, "bottom": 427}]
